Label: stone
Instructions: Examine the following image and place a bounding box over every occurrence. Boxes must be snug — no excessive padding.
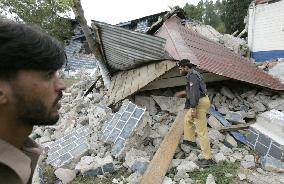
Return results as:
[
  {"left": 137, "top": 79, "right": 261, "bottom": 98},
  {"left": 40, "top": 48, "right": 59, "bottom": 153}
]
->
[
  {"left": 207, "top": 116, "right": 223, "bottom": 129},
  {"left": 206, "top": 174, "right": 216, "bottom": 184},
  {"left": 280, "top": 178, "right": 284, "bottom": 184},
  {"left": 214, "top": 152, "right": 227, "bottom": 162},
  {"left": 232, "top": 152, "right": 243, "bottom": 161},
  {"left": 169, "top": 159, "right": 183, "bottom": 169},
  {"left": 177, "top": 160, "right": 199, "bottom": 172},
  {"left": 134, "top": 96, "right": 157, "bottom": 115},
  {"left": 225, "top": 134, "right": 238, "bottom": 148},
  {"left": 179, "top": 178, "right": 194, "bottom": 184},
  {"left": 157, "top": 124, "right": 170, "bottom": 137},
  {"left": 253, "top": 101, "right": 266, "bottom": 112},
  {"left": 126, "top": 172, "right": 142, "bottom": 184},
  {"left": 162, "top": 176, "right": 174, "bottom": 184},
  {"left": 217, "top": 106, "right": 229, "bottom": 115},
  {"left": 220, "top": 145, "right": 233, "bottom": 156},
  {"left": 130, "top": 160, "right": 149, "bottom": 174},
  {"left": 151, "top": 95, "right": 186, "bottom": 114},
  {"left": 225, "top": 111, "right": 245, "bottom": 123},
  {"left": 208, "top": 129, "right": 225, "bottom": 142},
  {"left": 220, "top": 87, "right": 235, "bottom": 99},
  {"left": 261, "top": 156, "right": 284, "bottom": 172},
  {"left": 256, "top": 168, "right": 265, "bottom": 174},
  {"left": 241, "top": 155, "right": 255, "bottom": 169},
  {"left": 39, "top": 136, "right": 51, "bottom": 144},
  {"left": 124, "top": 149, "right": 149, "bottom": 169},
  {"left": 245, "top": 110, "right": 256, "bottom": 119},
  {"left": 54, "top": 168, "right": 76, "bottom": 184},
  {"left": 267, "top": 99, "right": 284, "bottom": 110},
  {"left": 186, "top": 152, "right": 198, "bottom": 161},
  {"left": 180, "top": 144, "right": 192, "bottom": 154},
  {"left": 174, "top": 170, "right": 189, "bottom": 181},
  {"left": 238, "top": 173, "right": 246, "bottom": 181}
]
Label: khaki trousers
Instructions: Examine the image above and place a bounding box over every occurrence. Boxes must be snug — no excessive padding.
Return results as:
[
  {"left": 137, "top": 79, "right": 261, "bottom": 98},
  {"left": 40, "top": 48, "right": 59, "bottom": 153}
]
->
[{"left": 184, "top": 96, "right": 212, "bottom": 159}]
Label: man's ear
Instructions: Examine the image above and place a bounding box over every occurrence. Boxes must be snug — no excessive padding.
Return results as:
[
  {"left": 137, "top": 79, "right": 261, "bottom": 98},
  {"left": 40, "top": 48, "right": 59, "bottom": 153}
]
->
[{"left": 0, "top": 82, "right": 9, "bottom": 105}]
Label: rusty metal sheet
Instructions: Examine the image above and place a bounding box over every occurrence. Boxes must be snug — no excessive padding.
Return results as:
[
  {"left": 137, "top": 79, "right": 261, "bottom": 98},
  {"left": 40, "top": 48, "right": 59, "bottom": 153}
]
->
[{"left": 155, "top": 16, "right": 284, "bottom": 91}]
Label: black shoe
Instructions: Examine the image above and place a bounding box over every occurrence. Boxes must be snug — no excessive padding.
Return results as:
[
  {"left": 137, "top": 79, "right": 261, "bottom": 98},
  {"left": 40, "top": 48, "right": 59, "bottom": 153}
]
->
[
  {"left": 195, "top": 159, "right": 216, "bottom": 168},
  {"left": 182, "top": 140, "right": 198, "bottom": 149}
]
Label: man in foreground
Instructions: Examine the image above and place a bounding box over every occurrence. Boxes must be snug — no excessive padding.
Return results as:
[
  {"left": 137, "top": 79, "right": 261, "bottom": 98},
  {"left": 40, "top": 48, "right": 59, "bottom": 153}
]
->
[
  {"left": 175, "top": 59, "right": 215, "bottom": 167},
  {"left": 0, "top": 20, "right": 66, "bottom": 183}
]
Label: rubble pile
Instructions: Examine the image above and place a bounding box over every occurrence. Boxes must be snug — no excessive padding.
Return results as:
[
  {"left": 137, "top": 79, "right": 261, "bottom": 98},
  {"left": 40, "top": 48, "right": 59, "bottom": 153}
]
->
[
  {"left": 31, "top": 72, "right": 284, "bottom": 184},
  {"left": 185, "top": 21, "right": 249, "bottom": 56}
]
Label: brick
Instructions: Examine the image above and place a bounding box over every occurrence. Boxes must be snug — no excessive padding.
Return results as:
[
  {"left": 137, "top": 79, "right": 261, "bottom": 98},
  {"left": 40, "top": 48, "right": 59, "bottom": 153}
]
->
[
  {"left": 60, "top": 137, "right": 77, "bottom": 147},
  {"left": 115, "top": 120, "right": 127, "bottom": 130},
  {"left": 84, "top": 167, "right": 103, "bottom": 177},
  {"left": 102, "top": 163, "right": 115, "bottom": 173},
  {"left": 63, "top": 133, "right": 74, "bottom": 140},
  {"left": 58, "top": 153, "right": 72, "bottom": 165},
  {"left": 121, "top": 112, "right": 131, "bottom": 121},
  {"left": 47, "top": 152, "right": 60, "bottom": 163},
  {"left": 101, "top": 129, "right": 111, "bottom": 141},
  {"left": 120, "top": 120, "right": 137, "bottom": 139},
  {"left": 132, "top": 108, "right": 144, "bottom": 119},
  {"left": 108, "top": 114, "right": 121, "bottom": 130},
  {"left": 107, "top": 129, "right": 121, "bottom": 142},
  {"left": 70, "top": 143, "right": 89, "bottom": 157},
  {"left": 48, "top": 145, "right": 61, "bottom": 155},
  {"left": 126, "top": 102, "right": 136, "bottom": 112},
  {"left": 246, "top": 131, "right": 258, "bottom": 147},
  {"left": 58, "top": 142, "right": 77, "bottom": 155},
  {"left": 255, "top": 142, "right": 269, "bottom": 156},
  {"left": 268, "top": 143, "right": 283, "bottom": 160},
  {"left": 258, "top": 134, "right": 271, "bottom": 147},
  {"left": 75, "top": 137, "right": 87, "bottom": 145},
  {"left": 111, "top": 138, "right": 125, "bottom": 156}
]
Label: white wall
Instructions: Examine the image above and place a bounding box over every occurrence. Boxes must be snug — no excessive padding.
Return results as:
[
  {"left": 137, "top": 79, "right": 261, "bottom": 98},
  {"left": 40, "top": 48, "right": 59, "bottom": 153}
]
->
[{"left": 248, "top": 0, "right": 284, "bottom": 52}]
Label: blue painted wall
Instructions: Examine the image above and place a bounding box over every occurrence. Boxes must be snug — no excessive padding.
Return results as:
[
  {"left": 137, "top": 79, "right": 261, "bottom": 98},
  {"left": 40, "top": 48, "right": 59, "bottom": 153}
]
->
[{"left": 251, "top": 50, "right": 284, "bottom": 62}]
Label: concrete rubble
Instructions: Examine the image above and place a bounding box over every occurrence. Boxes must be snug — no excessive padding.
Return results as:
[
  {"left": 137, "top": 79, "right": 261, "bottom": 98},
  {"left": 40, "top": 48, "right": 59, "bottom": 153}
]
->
[{"left": 31, "top": 70, "right": 284, "bottom": 183}]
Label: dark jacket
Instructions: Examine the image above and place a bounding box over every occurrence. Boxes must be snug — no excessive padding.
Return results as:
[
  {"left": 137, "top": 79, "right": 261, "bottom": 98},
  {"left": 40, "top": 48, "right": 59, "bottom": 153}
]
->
[{"left": 185, "top": 69, "right": 207, "bottom": 109}]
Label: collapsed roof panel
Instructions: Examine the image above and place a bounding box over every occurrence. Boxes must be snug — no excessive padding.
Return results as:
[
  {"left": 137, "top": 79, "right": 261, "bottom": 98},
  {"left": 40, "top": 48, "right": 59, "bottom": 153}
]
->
[
  {"left": 107, "top": 60, "right": 176, "bottom": 105},
  {"left": 155, "top": 16, "right": 284, "bottom": 91},
  {"left": 92, "top": 21, "right": 170, "bottom": 71}
]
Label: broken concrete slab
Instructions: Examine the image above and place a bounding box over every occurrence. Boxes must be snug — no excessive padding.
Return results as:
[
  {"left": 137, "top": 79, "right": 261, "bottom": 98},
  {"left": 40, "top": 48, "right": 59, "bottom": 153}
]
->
[
  {"left": 220, "top": 86, "right": 235, "bottom": 99},
  {"left": 225, "top": 111, "right": 245, "bottom": 123},
  {"left": 46, "top": 126, "right": 90, "bottom": 167},
  {"left": 247, "top": 110, "right": 284, "bottom": 161},
  {"left": 54, "top": 168, "right": 76, "bottom": 184},
  {"left": 135, "top": 96, "right": 158, "bottom": 115},
  {"left": 176, "top": 160, "right": 199, "bottom": 173},
  {"left": 151, "top": 96, "right": 186, "bottom": 114},
  {"left": 207, "top": 115, "right": 224, "bottom": 129},
  {"left": 101, "top": 101, "right": 146, "bottom": 157},
  {"left": 261, "top": 156, "right": 284, "bottom": 173}
]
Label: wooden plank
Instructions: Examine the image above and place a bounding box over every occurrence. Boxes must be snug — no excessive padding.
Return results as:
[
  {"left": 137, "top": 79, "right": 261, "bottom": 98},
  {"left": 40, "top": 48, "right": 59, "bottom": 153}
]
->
[
  {"left": 140, "top": 112, "right": 184, "bottom": 184},
  {"left": 208, "top": 106, "right": 246, "bottom": 143},
  {"left": 218, "top": 123, "right": 253, "bottom": 132}
]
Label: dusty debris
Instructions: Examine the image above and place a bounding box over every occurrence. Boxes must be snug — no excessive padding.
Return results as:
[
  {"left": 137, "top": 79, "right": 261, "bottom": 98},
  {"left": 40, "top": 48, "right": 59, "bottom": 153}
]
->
[{"left": 31, "top": 70, "right": 284, "bottom": 183}]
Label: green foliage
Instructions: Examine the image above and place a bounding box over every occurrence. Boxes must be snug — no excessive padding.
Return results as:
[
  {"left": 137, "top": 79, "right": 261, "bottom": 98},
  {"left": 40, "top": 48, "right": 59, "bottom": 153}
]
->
[
  {"left": 222, "top": 0, "right": 251, "bottom": 34},
  {"left": 189, "top": 161, "right": 239, "bottom": 184},
  {"left": 183, "top": 0, "right": 250, "bottom": 34},
  {"left": 0, "top": 0, "right": 74, "bottom": 41}
]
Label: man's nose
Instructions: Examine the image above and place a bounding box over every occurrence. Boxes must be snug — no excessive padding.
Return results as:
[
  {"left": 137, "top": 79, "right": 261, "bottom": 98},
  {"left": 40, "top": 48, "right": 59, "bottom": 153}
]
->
[{"left": 55, "top": 78, "right": 66, "bottom": 91}]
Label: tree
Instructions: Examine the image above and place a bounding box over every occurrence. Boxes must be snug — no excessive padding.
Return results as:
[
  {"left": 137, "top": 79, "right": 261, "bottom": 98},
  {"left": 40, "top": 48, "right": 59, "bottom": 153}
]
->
[
  {"left": 183, "top": 2, "right": 203, "bottom": 22},
  {"left": 221, "top": 0, "right": 251, "bottom": 34},
  {"left": 72, "top": 0, "right": 111, "bottom": 89},
  {"left": 0, "top": 0, "right": 73, "bottom": 41}
]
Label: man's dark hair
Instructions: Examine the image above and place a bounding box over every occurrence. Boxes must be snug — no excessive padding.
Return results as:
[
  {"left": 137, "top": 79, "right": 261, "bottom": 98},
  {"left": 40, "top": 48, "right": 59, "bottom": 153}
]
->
[
  {"left": 0, "top": 20, "right": 66, "bottom": 79},
  {"left": 177, "top": 59, "right": 196, "bottom": 68}
]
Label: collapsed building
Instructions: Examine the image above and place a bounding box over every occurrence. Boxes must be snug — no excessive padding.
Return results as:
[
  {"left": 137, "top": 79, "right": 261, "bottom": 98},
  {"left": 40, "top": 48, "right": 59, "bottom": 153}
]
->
[{"left": 32, "top": 7, "right": 284, "bottom": 184}]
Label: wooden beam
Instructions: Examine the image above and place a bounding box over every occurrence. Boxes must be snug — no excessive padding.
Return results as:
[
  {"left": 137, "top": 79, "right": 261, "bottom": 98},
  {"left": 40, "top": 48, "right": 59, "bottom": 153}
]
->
[
  {"left": 218, "top": 123, "right": 253, "bottom": 133},
  {"left": 140, "top": 112, "right": 184, "bottom": 184}
]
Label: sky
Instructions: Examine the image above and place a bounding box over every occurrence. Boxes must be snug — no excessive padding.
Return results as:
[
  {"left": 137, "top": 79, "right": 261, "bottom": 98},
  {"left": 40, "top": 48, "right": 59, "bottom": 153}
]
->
[{"left": 81, "top": 0, "right": 200, "bottom": 25}]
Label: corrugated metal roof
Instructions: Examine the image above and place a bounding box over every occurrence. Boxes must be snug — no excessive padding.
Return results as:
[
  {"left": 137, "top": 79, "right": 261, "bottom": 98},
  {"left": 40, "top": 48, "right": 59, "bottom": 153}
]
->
[
  {"left": 155, "top": 16, "right": 284, "bottom": 91},
  {"left": 92, "top": 21, "right": 169, "bottom": 71}
]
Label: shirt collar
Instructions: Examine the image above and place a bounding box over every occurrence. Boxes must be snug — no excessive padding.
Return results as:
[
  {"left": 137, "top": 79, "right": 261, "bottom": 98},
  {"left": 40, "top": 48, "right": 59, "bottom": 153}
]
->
[{"left": 0, "top": 138, "right": 41, "bottom": 184}]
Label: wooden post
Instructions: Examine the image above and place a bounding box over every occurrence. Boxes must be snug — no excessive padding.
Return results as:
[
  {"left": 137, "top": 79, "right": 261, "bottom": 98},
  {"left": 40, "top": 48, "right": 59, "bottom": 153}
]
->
[{"left": 140, "top": 111, "right": 184, "bottom": 184}]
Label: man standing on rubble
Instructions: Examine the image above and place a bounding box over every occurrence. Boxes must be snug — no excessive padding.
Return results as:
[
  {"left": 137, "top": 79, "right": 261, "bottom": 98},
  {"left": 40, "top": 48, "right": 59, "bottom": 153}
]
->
[
  {"left": 175, "top": 59, "right": 215, "bottom": 167},
  {"left": 0, "top": 20, "right": 66, "bottom": 183}
]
